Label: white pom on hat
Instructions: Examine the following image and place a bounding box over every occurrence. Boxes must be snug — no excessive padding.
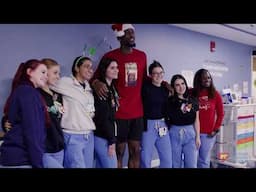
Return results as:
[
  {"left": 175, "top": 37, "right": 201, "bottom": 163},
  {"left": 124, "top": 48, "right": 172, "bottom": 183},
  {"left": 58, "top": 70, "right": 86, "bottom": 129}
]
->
[{"left": 111, "top": 24, "right": 135, "bottom": 37}]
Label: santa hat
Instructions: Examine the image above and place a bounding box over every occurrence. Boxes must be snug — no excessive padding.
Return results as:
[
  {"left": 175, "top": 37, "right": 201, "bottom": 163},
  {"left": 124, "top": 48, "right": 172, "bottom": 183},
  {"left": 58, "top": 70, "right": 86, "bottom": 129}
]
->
[{"left": 111, "top": 24, "right": 135, "bottom": 37}]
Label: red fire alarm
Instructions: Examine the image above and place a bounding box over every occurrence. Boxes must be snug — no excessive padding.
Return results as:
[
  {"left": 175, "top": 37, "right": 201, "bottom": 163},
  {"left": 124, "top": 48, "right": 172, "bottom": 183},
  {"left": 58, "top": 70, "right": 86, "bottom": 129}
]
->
[{"left": 210, "top": 41, "right": 216, "bottom": 52}]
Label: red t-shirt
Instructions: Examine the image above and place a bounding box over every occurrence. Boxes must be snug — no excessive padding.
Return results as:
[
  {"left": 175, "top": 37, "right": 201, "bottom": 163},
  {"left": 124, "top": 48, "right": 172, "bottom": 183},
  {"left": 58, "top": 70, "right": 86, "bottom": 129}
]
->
[
  {"left": 94, "top": 48, "right": 147, "bottom": 119},
  {"left": 197, "top": 89, "right": 224, "bottom": 134}
]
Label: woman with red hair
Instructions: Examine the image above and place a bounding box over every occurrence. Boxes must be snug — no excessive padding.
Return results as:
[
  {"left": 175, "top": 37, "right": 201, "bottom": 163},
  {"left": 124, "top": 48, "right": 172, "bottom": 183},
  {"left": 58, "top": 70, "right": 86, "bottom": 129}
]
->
[{"left": 0, "top": 59, "right": 48, "bottom": 168}]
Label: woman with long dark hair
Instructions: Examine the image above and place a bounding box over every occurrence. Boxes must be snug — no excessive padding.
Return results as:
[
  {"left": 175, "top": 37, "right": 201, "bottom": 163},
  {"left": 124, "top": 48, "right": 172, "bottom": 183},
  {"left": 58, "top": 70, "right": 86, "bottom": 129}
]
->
[
  {"left": 192, "top": 69, "right": 224, "bottom": 168},
  {"left": 167, "top": 74, "right": 200, "bottom": 168},
  {"left": 93, "top": 57, "right": 119, "bottom": 168}
]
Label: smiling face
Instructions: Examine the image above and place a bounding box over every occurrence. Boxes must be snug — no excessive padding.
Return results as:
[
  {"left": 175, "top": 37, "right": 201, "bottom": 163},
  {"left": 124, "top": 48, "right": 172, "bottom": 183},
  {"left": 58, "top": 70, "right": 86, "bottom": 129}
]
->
[
  {"left": 120, "top": 28, "right": 136, "bottom": 48},
  {"left": 150, "top": 66, "right": 164, "bottom": 85},
  {"left": 201, "top": 70, "right": 212, "bottom": 88},
  {"left": 174, "top": 78, "right": 187, "bottom": 97},
  {"left": 105, "top": 61, "right": 119, "bottom": 81},
  {"left": 76, "top": 59, "right": 94, "bottom": 81},
  {"left": 27, "top": 63, "right": 48, "bottom": 88},
  {"left": 47, "top": 65, "right": 60, "bottom": 86}
]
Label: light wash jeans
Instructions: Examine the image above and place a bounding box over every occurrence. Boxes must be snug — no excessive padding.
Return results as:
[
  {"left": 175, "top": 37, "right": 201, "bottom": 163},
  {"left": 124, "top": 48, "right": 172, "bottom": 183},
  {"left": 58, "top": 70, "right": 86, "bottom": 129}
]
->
[
  {"left": 169, "top": 124, "right": 198, "bottom": 168},
  {"left": 94, "top": 136, "right": 117, "bottom": 168},
  {"left": 141, "top": 119, "right": 172, "bottom": 168},
  {"left": 197, "top": 133, "right": 216, "bottom": 168},
  {"left": 63, "top": 132, "right": 94, "bottom": 168},
  {"left": 43, "top": 150, "right": 64, "bottom": 168}
]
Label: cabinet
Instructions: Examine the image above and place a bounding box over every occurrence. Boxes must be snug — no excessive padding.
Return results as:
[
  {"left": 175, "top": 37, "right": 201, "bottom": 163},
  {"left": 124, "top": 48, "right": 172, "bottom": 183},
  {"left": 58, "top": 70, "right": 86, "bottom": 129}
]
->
[{"left": 212, "top": 104, "right": 256, "bottom": 168}]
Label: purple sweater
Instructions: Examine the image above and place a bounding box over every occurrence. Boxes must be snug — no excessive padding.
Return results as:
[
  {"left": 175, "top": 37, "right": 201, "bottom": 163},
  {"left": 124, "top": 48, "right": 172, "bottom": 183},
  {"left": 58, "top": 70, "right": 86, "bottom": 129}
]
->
[{"left": 0, "top": 83, "right": 46, "bottom": 168}]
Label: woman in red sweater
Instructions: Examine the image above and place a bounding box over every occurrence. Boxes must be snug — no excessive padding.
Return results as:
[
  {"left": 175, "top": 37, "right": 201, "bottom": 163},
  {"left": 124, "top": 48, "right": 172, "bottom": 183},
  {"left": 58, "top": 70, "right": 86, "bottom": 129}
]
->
[{"left": 192, "top": 69, "right": 224, "bottom": 168}]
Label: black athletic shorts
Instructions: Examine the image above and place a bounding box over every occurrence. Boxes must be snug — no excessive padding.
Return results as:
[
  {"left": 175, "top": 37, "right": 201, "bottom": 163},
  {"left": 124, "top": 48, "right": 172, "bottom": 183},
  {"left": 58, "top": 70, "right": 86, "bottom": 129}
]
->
[{"left": 116, "top": 117, "right": 144, "bottom": 143}]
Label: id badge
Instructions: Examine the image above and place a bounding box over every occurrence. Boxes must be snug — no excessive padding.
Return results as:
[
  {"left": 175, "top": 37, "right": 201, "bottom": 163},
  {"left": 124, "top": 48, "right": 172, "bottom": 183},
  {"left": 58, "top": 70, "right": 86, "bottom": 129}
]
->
[{"left": 158, "top": 127, "right": 168, "bottom": 137}]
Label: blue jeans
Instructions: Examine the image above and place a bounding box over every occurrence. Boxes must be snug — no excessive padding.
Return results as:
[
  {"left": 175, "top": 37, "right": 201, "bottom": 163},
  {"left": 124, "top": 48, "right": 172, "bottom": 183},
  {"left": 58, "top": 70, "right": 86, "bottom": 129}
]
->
[
  {"left": 141, "top": 119, "right": 172, "bottom": 168},
  {"left": 63, "top": 132, "right": 94, "bottom": 168},
  {"left": 43, "top": 150, "right": 64, "bottom": 168},
  {"left": 169, "top": 125, "right": 198, "bottom": 168},
  {"left": 197, "top": 133, "right": 216, "bottom": 168},
  {"left": 94, "top": 136, "right": 117, "bottom": 168}
]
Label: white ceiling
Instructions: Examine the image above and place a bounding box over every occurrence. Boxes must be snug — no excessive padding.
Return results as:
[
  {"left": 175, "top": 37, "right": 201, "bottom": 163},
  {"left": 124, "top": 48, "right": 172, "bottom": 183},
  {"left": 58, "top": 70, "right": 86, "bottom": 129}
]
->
[{"left": 170, "top": 24, "right": 256, "bottom": 47}]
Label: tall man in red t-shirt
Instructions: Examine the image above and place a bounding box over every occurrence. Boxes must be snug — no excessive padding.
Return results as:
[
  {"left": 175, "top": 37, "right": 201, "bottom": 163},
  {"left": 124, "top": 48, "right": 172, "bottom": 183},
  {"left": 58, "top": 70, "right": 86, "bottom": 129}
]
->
[{"left": 91, "top": 24, "right": 147, "bottom": 168}]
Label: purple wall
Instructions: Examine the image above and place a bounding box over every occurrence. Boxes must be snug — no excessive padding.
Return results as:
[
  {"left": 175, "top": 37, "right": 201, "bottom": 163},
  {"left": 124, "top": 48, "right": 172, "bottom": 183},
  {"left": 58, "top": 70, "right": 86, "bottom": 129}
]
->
[
  {"left": 136, "top": 24, "right": 253, "bottom": 93},
  {"left": 0, "top": 24, "right": 116, "bottom": 117}
]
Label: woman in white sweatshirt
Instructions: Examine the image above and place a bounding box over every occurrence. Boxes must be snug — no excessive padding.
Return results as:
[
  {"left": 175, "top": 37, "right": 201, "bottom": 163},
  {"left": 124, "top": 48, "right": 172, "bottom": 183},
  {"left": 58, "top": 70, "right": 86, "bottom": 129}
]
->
[{"left": 51, "top": 56, "right": 95, "bottom": 168}]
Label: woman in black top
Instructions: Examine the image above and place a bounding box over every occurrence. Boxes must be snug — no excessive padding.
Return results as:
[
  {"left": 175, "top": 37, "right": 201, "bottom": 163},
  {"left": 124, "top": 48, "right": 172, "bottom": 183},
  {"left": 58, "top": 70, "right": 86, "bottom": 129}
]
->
[
  {"left": 167, "top": 74, "right": 200, "bottom": 168},
  {"left": 140, "top": 61, "right": 172, "bottom": 168},
  {"left": 40, "top": 58, "right": 64, "bottom": 168},
  {"left": 93, "top": 57, "right": 119, "bottom": 168}
]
